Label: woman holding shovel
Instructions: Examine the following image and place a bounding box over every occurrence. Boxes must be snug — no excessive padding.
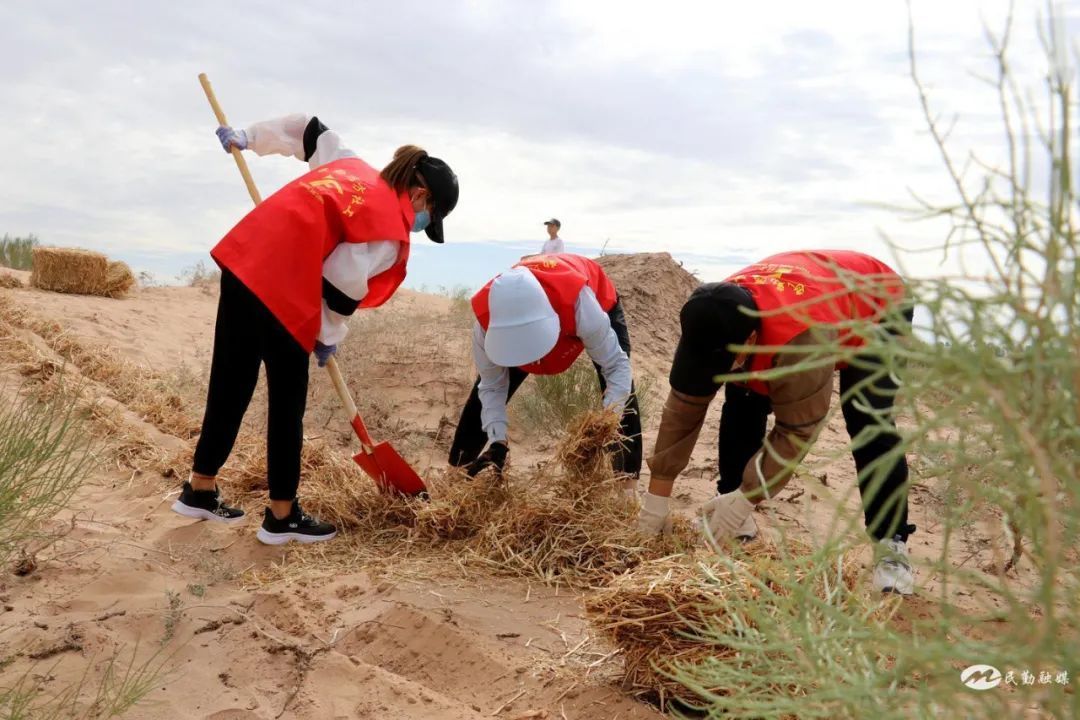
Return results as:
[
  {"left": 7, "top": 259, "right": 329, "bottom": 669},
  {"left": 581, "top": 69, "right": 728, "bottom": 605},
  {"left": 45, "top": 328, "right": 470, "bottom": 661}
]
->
[{"left": 171, "top": 113, "right": 459, "bottom": 545}]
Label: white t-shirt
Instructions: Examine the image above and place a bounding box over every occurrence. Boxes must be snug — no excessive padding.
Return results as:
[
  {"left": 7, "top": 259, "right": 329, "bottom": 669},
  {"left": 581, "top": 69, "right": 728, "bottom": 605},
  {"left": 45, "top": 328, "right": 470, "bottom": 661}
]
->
[{"left": 541, "top": 236, "right": 564, "bottom": 254}]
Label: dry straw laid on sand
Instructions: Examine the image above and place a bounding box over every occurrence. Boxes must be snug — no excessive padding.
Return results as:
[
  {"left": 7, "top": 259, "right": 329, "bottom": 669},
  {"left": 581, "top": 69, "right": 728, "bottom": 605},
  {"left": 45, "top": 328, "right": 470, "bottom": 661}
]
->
[
  {"left": 584, "top": 541, "right": 862, "bottom": 709},
  {"left": 173, "top": 410, "right": 700, "bottom": 586},
  {"left": 30, "top": 247, "right": 134, "bottom": 298}
]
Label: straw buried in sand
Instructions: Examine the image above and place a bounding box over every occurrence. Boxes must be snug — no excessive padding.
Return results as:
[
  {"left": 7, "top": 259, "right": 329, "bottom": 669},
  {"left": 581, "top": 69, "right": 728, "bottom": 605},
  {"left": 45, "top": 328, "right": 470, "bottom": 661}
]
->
[{"left": 30, "top": 246, "right": 134, "bottom": 298}]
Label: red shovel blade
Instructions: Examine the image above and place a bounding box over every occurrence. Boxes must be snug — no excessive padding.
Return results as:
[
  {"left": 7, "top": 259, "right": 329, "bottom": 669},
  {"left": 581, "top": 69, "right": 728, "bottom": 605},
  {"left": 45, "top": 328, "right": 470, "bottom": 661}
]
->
[
  {"left": 352, "top": 443, "right": 427, "bottom": 497},
  {"left": 348, "top": 413, "right": 427, "bottom": 497}
]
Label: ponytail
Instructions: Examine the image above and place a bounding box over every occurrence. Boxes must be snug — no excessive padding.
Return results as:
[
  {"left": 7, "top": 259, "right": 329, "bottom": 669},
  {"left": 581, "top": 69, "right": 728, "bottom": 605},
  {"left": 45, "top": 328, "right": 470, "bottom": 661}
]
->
[{"left": 380, "top": 145, "right": 429, "bottom": 193}]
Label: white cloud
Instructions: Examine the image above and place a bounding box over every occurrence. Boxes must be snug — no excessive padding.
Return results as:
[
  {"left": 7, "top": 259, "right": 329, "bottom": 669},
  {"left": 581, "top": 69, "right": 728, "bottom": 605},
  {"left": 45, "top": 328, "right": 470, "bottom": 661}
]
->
[{"left": 0, "top": 0, "right": 1075, "bottom": 287}]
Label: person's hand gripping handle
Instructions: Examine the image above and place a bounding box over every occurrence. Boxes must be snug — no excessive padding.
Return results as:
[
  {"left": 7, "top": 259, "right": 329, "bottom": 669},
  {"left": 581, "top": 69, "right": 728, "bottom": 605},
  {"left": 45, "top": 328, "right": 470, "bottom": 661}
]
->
[{"left": 198, "top": 73, "right": 262, "bottom": 206}]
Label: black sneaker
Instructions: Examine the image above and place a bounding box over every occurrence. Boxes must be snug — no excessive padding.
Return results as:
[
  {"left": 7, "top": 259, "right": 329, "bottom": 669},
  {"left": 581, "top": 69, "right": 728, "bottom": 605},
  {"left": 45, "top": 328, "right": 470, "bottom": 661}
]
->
[
  {"left": 171, "top": 481, "right": 245, "bottom": 525},
  {"left": 255, "top": 501, "right": 337, "bottom": 545}
]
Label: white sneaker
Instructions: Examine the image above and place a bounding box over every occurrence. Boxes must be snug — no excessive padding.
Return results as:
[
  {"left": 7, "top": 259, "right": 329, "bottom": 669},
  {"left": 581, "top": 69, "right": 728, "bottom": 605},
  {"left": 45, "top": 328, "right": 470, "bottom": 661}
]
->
[{"left": 873, "top": 536, "right": 914, "bottom": 595}]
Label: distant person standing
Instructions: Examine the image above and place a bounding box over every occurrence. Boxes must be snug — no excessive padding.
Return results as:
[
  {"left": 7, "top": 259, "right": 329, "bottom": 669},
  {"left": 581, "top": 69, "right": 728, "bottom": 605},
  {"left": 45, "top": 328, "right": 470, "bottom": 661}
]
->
[{"left": 541, "top": 218, "right": 564, "bottom": 254}]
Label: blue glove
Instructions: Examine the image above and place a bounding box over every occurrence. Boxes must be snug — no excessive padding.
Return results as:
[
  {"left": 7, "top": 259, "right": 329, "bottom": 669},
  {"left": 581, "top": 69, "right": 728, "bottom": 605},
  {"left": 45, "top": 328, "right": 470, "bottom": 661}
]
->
[
  {"left": 216, "top": 126, "right": 248, "bottom": 153},
  {"left": 314, "top": 341, "right": 337, "bottom": 368}
]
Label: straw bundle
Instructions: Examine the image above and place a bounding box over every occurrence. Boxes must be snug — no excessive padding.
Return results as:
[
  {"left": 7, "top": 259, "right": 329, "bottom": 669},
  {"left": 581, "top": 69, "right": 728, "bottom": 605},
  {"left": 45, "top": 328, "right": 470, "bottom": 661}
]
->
[
  {"left": 210, "top": 435, "right": 419, "bottom": 533},
  {"left": 555, "top": 410, "right": 622, "bottom": 483},
  {"left": 584, "top": 541, "right": 861, "bottom": 708},
  {"left": 585, "top": 560, "right": 742, "bottom": 707},
  {"left": 30, "top": 247, "right": 134, "bottom": 298},
  {"left": 101, "top": 261, "right": 135, "bottom": 297}
]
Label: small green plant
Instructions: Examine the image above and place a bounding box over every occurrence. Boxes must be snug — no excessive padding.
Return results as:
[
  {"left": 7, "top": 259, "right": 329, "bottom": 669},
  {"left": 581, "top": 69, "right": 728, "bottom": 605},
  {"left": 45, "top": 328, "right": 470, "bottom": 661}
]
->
[
  {"left": 178, "top": 260, "right": 220, "bottom": 288},
  {"left": 0, "top": 643, "right": 169, "bottom": 719},
  {"left": 437, "top": 284, "right": 475, "bottom": 327},
  {"left": 512, "top": 359, "right": 602, "bottom": 434},
  {"left": 88, "top": 644, "right": 170, "bottom": 718},
  {"left": 161, "top": 590, "right": 183, "bottom": 645},
  {"left": 0, "top": 234, "right": 38, "bottom": 270},
  {"left": 0, "top": 389, "right": 95, "bottom": 566},
  {"left": 0, "top": 384, "right": 165, "bottom": 717},
  {"left": 632, "top": 373, "right": 658, "bottom": 428},
  {"left": 513, "top": 361, "right": 657, "bottom": 436}
]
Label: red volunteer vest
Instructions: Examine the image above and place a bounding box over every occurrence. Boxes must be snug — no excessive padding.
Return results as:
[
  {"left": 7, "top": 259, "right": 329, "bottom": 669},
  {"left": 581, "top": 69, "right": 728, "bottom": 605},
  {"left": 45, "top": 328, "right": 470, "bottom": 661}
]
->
[
  {"left": 211, "top": 157, "right": 413, "bottom": 352},
  {"left": 726, "top": 250, "right": 905, "bottom": 394},
  {"left": 472, "top": 254, "right": 618, "bottom": 375}
]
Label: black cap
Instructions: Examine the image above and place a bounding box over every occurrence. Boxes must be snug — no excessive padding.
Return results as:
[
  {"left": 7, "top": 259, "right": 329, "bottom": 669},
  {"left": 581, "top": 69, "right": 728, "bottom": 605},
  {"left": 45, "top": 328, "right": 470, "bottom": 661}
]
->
[
  {"left": 543, "top": 218, "right": 561, "bottom": 228},
  {"left": 669, "top": 283, "right": 759, "bottom": 396},
  {"left": 416, "top": 156, "right": 458, "bottom": 244}
]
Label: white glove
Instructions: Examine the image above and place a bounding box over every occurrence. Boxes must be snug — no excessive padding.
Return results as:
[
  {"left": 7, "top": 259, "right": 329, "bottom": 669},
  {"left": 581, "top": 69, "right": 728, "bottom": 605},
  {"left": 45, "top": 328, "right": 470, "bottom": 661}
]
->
[
  {"left": 636, "top": 493, "right": 673, "bottom": 535},
  {"left": 699, "top": 490, "right": 755, "bottom": 544}
]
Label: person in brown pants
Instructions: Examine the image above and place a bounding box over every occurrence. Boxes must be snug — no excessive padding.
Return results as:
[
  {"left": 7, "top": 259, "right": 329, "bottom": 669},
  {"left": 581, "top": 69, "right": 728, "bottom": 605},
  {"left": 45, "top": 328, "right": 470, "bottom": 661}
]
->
[{"left": 636, "top": 250, "right": 917, "bottom": 595}]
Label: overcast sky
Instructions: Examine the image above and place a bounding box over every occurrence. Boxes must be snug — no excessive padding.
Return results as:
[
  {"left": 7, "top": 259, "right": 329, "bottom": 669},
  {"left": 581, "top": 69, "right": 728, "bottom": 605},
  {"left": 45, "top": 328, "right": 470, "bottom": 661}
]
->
[{"left": 1, "top": 0, "right": 1076, "bottom": 290}]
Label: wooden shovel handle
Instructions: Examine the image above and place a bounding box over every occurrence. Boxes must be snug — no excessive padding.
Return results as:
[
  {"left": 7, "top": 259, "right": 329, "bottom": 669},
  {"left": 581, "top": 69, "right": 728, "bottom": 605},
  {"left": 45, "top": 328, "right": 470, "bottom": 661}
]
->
[
  {"left": 325, "top": 357, "right": 375, "bottom": 450},
  {"left": 198, "top": 73, "right": 263, "bottom": 206}
]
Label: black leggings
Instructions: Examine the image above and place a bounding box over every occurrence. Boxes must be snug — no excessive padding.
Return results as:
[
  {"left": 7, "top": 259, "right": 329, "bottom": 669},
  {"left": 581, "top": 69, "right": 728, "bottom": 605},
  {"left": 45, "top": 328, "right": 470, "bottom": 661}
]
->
[
  {"left": 448, "top": 300, "right": 643, "bottom": 476},
  {"left": 717, "top": 358, "right": 913, "bottom": 542},
  {"left": 192, "top": 270, "right": 310, "bottom": 501}
]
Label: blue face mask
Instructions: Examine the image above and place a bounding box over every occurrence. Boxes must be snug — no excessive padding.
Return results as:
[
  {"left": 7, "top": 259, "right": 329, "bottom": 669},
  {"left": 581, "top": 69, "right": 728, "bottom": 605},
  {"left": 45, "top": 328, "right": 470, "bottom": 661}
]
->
[{"left": 412, "top": 210, "right": 431, "bottom": 233}]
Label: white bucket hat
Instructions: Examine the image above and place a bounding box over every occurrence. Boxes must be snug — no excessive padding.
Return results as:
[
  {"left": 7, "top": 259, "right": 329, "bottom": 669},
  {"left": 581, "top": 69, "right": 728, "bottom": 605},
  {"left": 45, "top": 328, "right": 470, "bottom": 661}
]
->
[{"left": 484, "top": 267, "right": 560, "bottom": 367}]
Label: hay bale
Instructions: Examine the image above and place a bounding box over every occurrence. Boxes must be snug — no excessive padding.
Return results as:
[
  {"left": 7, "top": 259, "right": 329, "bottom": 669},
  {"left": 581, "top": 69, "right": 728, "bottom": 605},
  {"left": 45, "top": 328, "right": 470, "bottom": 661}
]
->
[
  {"left": 31, "top": 247, "right": 107, "bottom": 294},
  {"left": 0, "top": 273, "right": 23, "bottom": 289},
  {"left": 29, "top": 247, "right": 133, "bottom": 298}
]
